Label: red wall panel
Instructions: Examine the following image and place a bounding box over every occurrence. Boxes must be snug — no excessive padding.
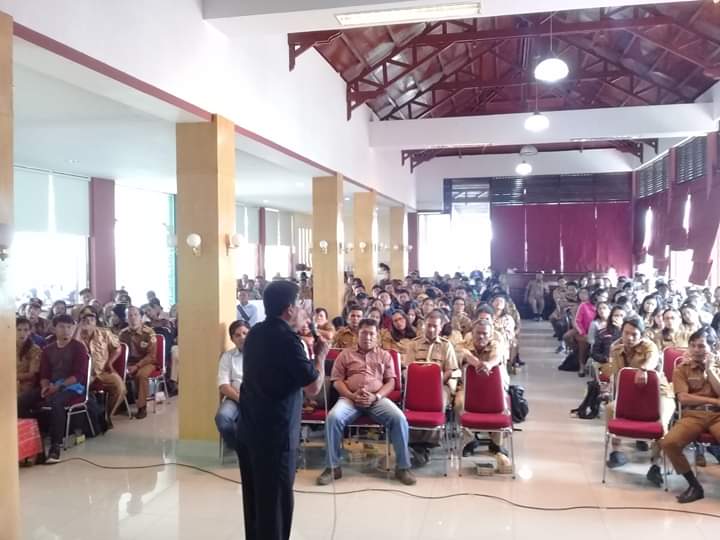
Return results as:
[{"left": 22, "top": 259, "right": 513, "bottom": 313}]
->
[
  {"left": 525, "top": 205, "right": 561, "bottom": 273},
  {"left": 491, "top": 205, "right": 526, "bottom": 272}
]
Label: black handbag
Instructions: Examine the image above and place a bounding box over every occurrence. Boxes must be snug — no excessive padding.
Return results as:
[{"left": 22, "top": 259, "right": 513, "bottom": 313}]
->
[{"left": 509, "top": 385, "right": 529, "bottom": 423}]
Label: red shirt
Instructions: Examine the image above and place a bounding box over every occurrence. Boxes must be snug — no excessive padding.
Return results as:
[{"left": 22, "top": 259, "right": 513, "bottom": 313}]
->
[{"left": 39, "top": 339, "right": 89, "bottom": 385}]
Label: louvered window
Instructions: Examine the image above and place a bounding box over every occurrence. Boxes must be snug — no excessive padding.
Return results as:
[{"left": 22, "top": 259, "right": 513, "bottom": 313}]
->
[
  {"left": 637, "top": 154, "right": 668, "bottom": 198},
  {"left": 676, "top": 137, "right": 706, "bottom": 184}
]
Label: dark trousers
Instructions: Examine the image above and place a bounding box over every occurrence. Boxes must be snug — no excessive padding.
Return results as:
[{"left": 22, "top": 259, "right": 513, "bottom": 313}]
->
[
  {"left": 237, "top": 441, "right": 296, "bottom": 540},
  {"left": 18, "top": 388, "right": 78, "bottom": 445}
]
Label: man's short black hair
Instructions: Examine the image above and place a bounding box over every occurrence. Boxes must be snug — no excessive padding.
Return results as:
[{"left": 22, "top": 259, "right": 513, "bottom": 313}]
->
[
  {"left": 689, "top": 325, "right": 718, "bottom": 348},
  {"left": 53, "top": 314, "right": 75, "bottom": 326},
  {"left": 356, "top": 292, "right": 369, "bottom": 300},
  {"left": 229, "top": 320, "right": 251, "bottom": 338},
  {"left": 358, "top": 318, "right": 378, "bottom": 330},
  {"left": 79, "top": 288, "right": 92, "bottom": 296},
  {"left": 347, "top": 303, "right": 364, "bottom": 314},
  {"left": 622, "top": 316, "right": 645, "bottom": 334},
  {"left": 263, "top": 280, "right": 299, "bottom": 318}
]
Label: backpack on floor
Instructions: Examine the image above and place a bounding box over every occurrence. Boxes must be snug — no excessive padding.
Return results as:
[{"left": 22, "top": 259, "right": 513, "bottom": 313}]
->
[
  {"left": 558, "top": 351, "right": 579, "bottom": 372},
  {"left": 571, "top": 380, "right": 601, "bottom": 419},
  {"left": 509, "top": 385, "right": 529, "bottom": 423}
]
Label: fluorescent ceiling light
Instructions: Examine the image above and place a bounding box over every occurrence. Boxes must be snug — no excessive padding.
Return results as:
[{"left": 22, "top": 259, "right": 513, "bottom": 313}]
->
[
  {"left": 515, "top": 161, "right": 532, "bottom": 176},
  {"left": 534, "top": 57, "right": 569, "bottom": 83},
  {"left": 524, "top": 112, "right": 549, "bottom": 133},
  {"left": 336, "top": 3, "right": 482, "bottom": 27}
]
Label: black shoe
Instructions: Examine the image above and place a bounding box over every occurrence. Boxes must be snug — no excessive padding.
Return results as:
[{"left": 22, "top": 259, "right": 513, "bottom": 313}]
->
[
  {"left": 677, "top": 484, "right": 704, "bottom": 504},
  {"left": 316, "top": 467, "right": 342, "bottom": 485},
  {"left": 635, "top": 441, "right": 649, "bottom": 452},
  {"left": 607, "top": 451, "right": 628, "bottom": 469},
  {"left": 646, "top": 464, "right": 663, "bottom": 487},
  {"left": 578, "top": 369, "right": 586, "bottom": 378},
  {"left": 462, "top": 440, "right": 481, "bottom": 457},
  {"left": 135, "top": 407, "right": 147, "bottom": 419},
  {"left": 45, "top": 445, "right": 61, "bottom": 464},
  {"left": 488, "top": 441, "right": 509, "bottom": 457},
  {"left": 410, "top": 446, "right": 429, "bottom": 468}
]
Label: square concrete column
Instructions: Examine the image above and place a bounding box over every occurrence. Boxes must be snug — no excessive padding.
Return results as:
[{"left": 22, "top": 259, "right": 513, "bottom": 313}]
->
[
  {"left": 89, "top": 178, "right": 116, "bottom": 304},
  {"left": 353, "top": 192, "right": 378, "bottom": 289},
  {"left": 408, "top": 212, "right": 419, "bottom": 273},
  {"left": 312, "top": 175, "right": 345, "bottom": 317},
  {"left": 0, "top": 11, "right": 19, "bottom": 540},
  {"left": 176, "top": 116, "right": 236, "bottom": 441},
  {"left": 389, "top": 206, "right": 408, "bottom": 279}
]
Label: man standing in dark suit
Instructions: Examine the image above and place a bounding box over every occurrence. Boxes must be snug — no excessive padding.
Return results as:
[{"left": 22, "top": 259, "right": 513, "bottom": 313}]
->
[{"left": 237, "top": 281, "right": 326, "bottom": 540}]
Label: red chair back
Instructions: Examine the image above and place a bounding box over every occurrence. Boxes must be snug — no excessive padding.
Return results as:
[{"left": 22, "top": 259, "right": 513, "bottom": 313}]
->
[
  {"left": 463, "top": 366, "right": 506, "bottom": 414},
  {"left": 155, "top": 334, "right": 166, "bottom": 373},
  {"left": 113, "top": 343, "right": 129, "bottom": 380},
  {"left": 403, "top": 362, "right": 443, "bottom": 412},
  {"left": 387, "top": 349, "right": 402, "bottom": 394},
  {"left": 663, "top": 347, "right": 685, "bottom": 384},
  {"left": 615, "top": 368, "right": 660, "bottom": 422},
  {"left": 326, "top": 348, "right": 342, "bottom": 361}
]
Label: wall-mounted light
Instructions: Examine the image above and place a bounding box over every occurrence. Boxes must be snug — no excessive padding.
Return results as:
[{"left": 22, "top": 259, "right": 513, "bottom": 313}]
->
[
  {"left": 319, "top": 240, "right": 329, "bottom": 254},
  {"left": 345, "top": 241, "right": 354, "bottom": 254},
  {"left": 358, "top": 241, "right": 368, "bottom": 253},
  {"left": 393, "top": 244, "right": 400, "bottom": 251},
  {"left": 0, "top": 223, "right": 12, "bottom": 261},
  {"left": 226, "top": 232, "right": 245, "bottom": 255},
  {"left": 408, "top": 245, "right": 414, "bottom": 252},
  {"left": 186, "top": 233, "right": 202, "bottom": 256}
]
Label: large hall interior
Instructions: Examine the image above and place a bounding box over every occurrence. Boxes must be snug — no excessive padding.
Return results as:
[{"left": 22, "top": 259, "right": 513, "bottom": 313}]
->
[{"left": 2, "top": 0, "right": 720, "bottom": 539}]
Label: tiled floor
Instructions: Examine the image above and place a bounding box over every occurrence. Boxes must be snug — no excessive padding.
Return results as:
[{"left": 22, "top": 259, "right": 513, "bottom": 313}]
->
[{"left": 19, "top": 322, "right": 720, "bottom": 539}]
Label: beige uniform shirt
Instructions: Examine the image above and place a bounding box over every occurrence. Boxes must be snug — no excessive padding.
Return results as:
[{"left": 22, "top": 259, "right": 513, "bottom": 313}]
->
[
  {"left": 332, "top": 327, "right": 358, "bottom": 350},
  {"left": 404, "top": 336, "right": 458, "bottom": 373},
  {"left": 82, "top": 327, "right": 121, "bottom": 376},
  {"left": 609, "top": 337, "right": 670, "bottom": 395},
  {"left": 119, "top": 325, "right": 157, "bottom": 368},
  {"left": 673, "top": 356, "right": 720, "bottom": 399}
]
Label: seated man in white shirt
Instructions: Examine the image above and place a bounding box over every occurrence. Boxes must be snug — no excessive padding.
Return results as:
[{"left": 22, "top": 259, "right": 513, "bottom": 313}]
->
[
  {"left": 215, "top": 320, "right": 250, "bottom": 451},
  {"left": 236, "top": 288, "right": 259, "bottom": 327}
]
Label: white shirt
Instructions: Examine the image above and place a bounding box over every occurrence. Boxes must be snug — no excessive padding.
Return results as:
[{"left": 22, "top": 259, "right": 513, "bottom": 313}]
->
[
  {"left": 217, "top": 347, "right": 243, "bottom": 391},
  {"left": 236, "top": 302, "right": 258, "bottom": 326}
]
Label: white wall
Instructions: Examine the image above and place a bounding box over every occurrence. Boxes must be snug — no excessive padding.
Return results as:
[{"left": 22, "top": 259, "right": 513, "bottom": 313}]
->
[
  {"left": 1, "top": 0, "right": 416, "bottom": 207},
  {"left": 414, "top": 149, "right": 637, "bottom": 210}
]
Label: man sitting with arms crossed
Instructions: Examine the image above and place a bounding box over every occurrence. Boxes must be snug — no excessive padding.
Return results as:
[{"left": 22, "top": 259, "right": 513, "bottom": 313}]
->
[
  {"left": 236, "top": 288, "right": 259, "bottom": 327},
  {"left": 215, "top": 320, "right": 250, "bottom": 451},
  {"left": 404, "top": 309, "right": 459, "bottom": 466},
  {"left": 120, "top": 306, "right": 158, "bottom": 419},
  {"left": 77, "top": 307, "right": 126, "bottom": 427},
  {"left": 662, "top": 326, "right": 720, "bottom": 503},
  {"left": 332, "top": 304, "right": 364, "bottom": 349},
  {"left": 456, "top": 319, "right": 512, "bottom": 472},
  {"left": 318, "top": 318, "right": 416, "bottom": 486}
]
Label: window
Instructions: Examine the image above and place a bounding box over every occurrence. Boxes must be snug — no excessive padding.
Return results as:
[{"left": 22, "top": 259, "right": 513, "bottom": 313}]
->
[
  {"left": 115, "top": 186, "right": 175, "bottom": 307},
  {"left": 636, "top": 208, "right": 655, "bottom": 277}
]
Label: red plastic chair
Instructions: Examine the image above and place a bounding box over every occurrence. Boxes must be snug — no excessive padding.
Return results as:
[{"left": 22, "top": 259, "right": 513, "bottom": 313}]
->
[
  {"left": 386, "top": 349, "right": 403, "bottom": 404},
  {"left": 41, "top": 355, "right": 96, "bottom": 449},
  {"left": 602, "top": 367, "right": 667, "bottom": 486},
  {"left": 662, "top": 347, "right": 686, "bottom": 387},
  {"left": 403, "top": 362, "right": 449, "bottom": 475},
  {"left": 147, "top": 334, "right": 168, "bottom": 413},
  {"left": 458, "top": 365, "right": 515, "bottom": 478}
]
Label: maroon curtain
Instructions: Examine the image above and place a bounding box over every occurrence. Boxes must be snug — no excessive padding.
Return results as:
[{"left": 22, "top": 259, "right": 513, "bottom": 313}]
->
[
  {"left": 525, "top": 204, "right": 561, "bottom": 272},
  {"left": 665, "top": 183, "right": 689, "bottom": 250},
  {"left": 490, "top": 205, "right": 526, "bottom": 272},
  {"left": 687, "top": 185, "right": 720, "bottom": 284},
  {"left": 595, "top": 202, "right": 632, "bottom": 277},
  {"left": 560, "top": 203, "right": 597, "bottom": 273}
]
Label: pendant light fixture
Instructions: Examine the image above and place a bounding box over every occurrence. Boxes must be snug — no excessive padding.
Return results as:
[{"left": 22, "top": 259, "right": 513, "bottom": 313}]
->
[
  {"left": 524, "top": 83, "right": 549, "bottom": 132},
  {"left": 534, "top": 13, "right": 569, "bottom": 83},
  {"left": 515, "top": 161, "right": 533, "bottom": 176}
]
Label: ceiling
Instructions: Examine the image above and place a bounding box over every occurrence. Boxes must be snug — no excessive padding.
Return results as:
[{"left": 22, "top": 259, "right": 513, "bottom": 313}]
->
[
  {"left": 12, "top": 60, "right": 367, "bottom": 214},
  {"left": 292, "top": 1, "right": 720, "bottom": 122}
]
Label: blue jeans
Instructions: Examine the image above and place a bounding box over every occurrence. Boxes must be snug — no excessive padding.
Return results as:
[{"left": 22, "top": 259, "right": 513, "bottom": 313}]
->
[
  {"left": 325, "top": 396, "right": 411, "bottom": 469},
  {"left": 215, "top": 399, "right": 240, "bottom": 451}
]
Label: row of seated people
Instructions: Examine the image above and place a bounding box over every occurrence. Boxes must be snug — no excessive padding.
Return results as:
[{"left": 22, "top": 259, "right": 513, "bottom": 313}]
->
[
  {"left": 16, "top": 305, "right": 163, "bottom": 463},
  {"left": 552, "top": 277, "right": 718, "bottom": 377},
  {"left": 597, "top": 320, "right": 720, "bottom": 504},
  {"left": 215, "top": 302, "right": 517, "bottom": 488}
]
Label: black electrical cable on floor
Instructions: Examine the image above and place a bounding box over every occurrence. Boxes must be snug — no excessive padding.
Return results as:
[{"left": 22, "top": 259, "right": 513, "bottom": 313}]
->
[{"left": 57, "top": 457, "right": 720, "bottom": 521}]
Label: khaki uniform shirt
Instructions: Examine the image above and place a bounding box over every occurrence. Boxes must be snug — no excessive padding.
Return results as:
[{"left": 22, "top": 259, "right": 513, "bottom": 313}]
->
[
  {"left": 17, "top": 343, "right": 42, "bottom": 394},
  {"left": 404, "top": 335, "right": 458, "bottom": 373},
  {"left": 81, "top": 327, "right": 120, "bottom": 376},
  {"left": 119, "top": 325, "right": 157, "bottom": 368},
  {"left": 609, "top": 337, "right": 670, "bottom": 394},
  {"left": 380, "top": 328, "right": 412, "bottom": 355},
  {"left": 526, "top": 280, "right": 547, "bottom": 299},
  {"left": 451, "top": 313, "right": 473, "bottom": 335},
  {"left": 458, "top": 338, "right": 508, "bottom": 387},
  {"left": 673, "top": 356, "right": 720, "bottom": 399},
  {"left": 651, "top": 328, "right": 690, "bottom": 351},
  {"left": 332, "top": 327, "right": 358, "bottom": 349}
]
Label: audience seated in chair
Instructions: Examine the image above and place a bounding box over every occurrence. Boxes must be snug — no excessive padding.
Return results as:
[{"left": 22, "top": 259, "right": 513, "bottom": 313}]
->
[
  {"left": 215, "top": 320, "right": 250, "bottom": 452},
  {"left": 119, "top": 306, "right": 157, "bottom": 419},
  {"left": 16, "top": 316, "right": 42, "bottom": 413},
  {"left": 332, "top": 304, "right": 363, "bottom": 349},
  {"left": 317, "top": 318, "right": 416, "bottom": 486},
  {"left": 77, "top": 307, "right": 126, "bottom": 427},
  {"left": 18, "top": 315, "right": 90, "bottom": 463}
]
